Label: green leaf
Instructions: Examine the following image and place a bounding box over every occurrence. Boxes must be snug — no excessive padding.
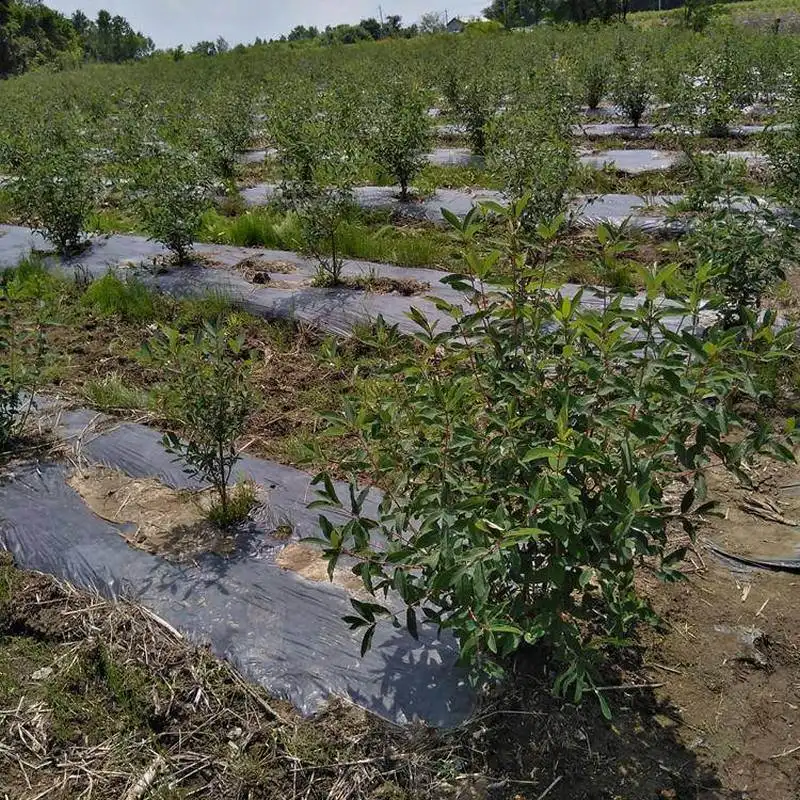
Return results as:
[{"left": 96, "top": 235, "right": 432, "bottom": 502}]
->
[
  {"left": 360, "top": 624, "right": 376, "bottom": 657},
  {"left": 595, "top": 690, "right": 612, "bottom": 721},
  {"left": 406, "top": 607, "right": 419, "bottom": 640}
]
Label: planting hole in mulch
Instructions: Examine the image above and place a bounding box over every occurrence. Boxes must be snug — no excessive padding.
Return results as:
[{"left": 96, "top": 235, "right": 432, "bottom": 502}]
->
[
  {"left": 276, "top": 542, "right": 364, "bottom": 595},
  {"left": 67, "top": 466, "right": 239, "bottom": 561}
]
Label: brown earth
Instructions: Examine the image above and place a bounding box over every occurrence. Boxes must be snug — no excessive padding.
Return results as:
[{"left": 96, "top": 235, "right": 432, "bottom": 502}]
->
[
  {"left": 276, "top": 542, "right": 366, "bottom": 594},
  {"left": 1, "top": 454, "right": 799, "bottom": 798},
  {"left": 66, "top": 465, "right": 237, "bottom": 561}
]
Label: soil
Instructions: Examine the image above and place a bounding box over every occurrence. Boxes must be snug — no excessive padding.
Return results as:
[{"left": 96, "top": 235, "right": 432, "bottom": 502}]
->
[
  {"left": 215, "top": 254, "right": 430, "bottom": 295},
  {"left": 642, "top": 457, "right": 800, "bottom": 800},
  {"left": 1, "top": 455, "right": 800, "bottom": 798},
  {"left": 339, "top": 274, "right": 431, "bottom": 296},
  {"left": 232, "top": 254, "right": 297, "bottom": 284},
  {"left": 67, "top": 466, "right": 237, "bottom": 561},
  {"left": 276, "top": 542, "right": 365, "bottom": 594}
]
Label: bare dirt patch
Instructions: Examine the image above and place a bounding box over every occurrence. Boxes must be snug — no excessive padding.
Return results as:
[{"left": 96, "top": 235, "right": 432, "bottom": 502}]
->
[
  {"left": 637, "top": 458, "right": 800, "bottom": 800},
  {"left": 233, "top": 254, "right": 297, "bottom": 284},
  {"left": 67, "top": 466, "right": 236, "bottom": 561},
  {"left": 276, "top": 542, "right": 364, "bottom": 594}
]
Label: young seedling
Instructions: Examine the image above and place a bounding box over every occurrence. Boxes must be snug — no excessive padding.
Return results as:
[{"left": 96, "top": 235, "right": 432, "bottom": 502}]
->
[{"left": 144, "top": 322, "right": 258, "bottom": 527}]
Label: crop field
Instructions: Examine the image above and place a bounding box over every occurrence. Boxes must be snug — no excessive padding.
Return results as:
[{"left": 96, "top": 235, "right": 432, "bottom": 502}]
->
[{"left": 2, "top": 4, "right": 800, "bottom": 799}]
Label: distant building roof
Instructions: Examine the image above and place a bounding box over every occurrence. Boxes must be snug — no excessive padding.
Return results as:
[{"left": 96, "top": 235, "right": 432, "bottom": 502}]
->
[{"left": 446, "top": 18, "right": 465, "bottom": 33}]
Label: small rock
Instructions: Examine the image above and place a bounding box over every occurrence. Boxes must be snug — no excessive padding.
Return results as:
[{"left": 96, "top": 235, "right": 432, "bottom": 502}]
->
[
  {"left": 31, "top": 666, "right": 53, "bottom": 681},
  {"left": 715, "top": 625, "right": 770, "bottom": 669},
  {"left": 654, "top": 714, "right": 678, "bottom": 729}
]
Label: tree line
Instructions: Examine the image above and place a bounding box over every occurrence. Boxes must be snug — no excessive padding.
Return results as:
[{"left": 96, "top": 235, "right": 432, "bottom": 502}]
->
[{"left": 0, "top": 1, "right": 153, "bottom": 78}]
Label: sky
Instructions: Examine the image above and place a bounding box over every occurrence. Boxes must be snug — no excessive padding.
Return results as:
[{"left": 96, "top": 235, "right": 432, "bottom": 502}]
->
[{"left": 47, "top": 1, "right": 490, "bottom": 49}]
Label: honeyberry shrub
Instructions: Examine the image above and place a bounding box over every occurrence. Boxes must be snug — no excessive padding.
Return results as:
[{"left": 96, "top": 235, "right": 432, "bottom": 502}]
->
[
  {"left": 578, "top": 54, "right": 610, "bottom": 111},
  {"left": 189, "top": 85, "right": 256, "bottom": 182},
  {"left": 142, "top": 322, "right": 259, "bottom": 528},
  {"left": 445, "top": 65, "right": 507, "bottom": 155},
  {"left": 676, "top": 142, "right": 750, "bottom": 212},
  {"left": 764, "top": 88, "right": 800, "bottom": 212},
  {"left": 269, "top": 86, "right": 364, "bottom": 286},
  {"left": 11, "top": 124, "right": 101, "bottom": 256},
  {"left": 365, "top": 80, "right": 434, "bottom": 202},
  {"left": 686, "top": 203, "right": 792, "bottom": 328},
  {"left": 487, "top": 68, "right": 577, "bottom": 233},
  {"left": 748, "top": 30, "right": 795, "bottom": 105},
  {"left": 134, "top": 144, "right": 214, "bottom": 265},
  {"left": 611, "top": 52, "right": 652, "bottom": 128},
  {"left": 311, "top": 198, "right": 798, "bottom": 705},
  {"left": 669, "top": 40, "right": 752, "bottom": 138}
]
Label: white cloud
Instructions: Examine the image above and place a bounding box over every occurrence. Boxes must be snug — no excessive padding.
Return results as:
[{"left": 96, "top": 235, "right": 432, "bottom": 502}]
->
[{"left": 47, "top": 0, "right": 488, "bottom": 48}]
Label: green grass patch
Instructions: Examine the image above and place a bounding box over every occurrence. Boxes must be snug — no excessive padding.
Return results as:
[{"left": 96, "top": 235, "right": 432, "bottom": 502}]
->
[
  {"left": 83, "top": 372, "right": 152, "bottom": 411},
  {"left": 201, "top": 207, "right": 457, "bottom": 270},
  {"left": 82, "top": 272, "right": 165, "bottom": 322},
  {"left": 88, "top": 207, "right": 141, "bottom": 235}
]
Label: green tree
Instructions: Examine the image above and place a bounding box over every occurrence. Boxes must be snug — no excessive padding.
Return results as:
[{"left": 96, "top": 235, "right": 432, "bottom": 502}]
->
[
  {"left": 418, "top": 11, "right": 446, "bottom": 34},
  {"left": 484, "top": 0, "right": 544, "bottom": 27}
]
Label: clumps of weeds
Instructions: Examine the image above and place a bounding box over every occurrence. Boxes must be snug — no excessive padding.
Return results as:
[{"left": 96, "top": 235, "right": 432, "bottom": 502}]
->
[
  {"left": 82, "top": 372, "right": 152, "bottom": 412},
  {"left": 81, "top": 272, "right": 165, "bottom": 323},
  {"left": 207, "top": 480, "right": 260, "bottom": 529}
]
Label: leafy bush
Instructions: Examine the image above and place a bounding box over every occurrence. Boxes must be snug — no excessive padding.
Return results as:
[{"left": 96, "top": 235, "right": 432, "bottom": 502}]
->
[
  {"left": 13, "top": 142, "right": 99, "bottom": 255},
  {"left": 136, "top": 148, "right": 212, "bottom": 264},
  {"left": 198, "top": 89, "right": 254, "bottom": 181},
  {"left": 311, "top": 199, "right": 797, "bottom": 703},
  {"left": 451, "top": 73, "right": 504, "bottom": 155},
  {"left": 764, "top": 106, "right": 800, "bottom": 211},
  {"left": 688, "top": 207, "right": 791, "bottom": 327},
  {"left": 487, "top": 74, "right": 576, "bottom": 231},
  {"left": 143, "top": 322, "right": 258, "bottom": 528},
  {"left": 672, "top": 46, "right": 748, "bottom": 138},
  {"left": 579, "top": 57, "right": 609, "bottom": 110},
  {"left": 270, "top": 89, "right": 362, "bottom": 285},
  {"left": 367, "top": 81, "right": 433, "bottom": 201},
  {"left": 681, "top": 0, "right": 718, "bottom": 32},
  {"left": 677, "top": 146, "right": 745, "bottom": 212},
  {"left": 611, "top": 58, "right": 651, "bottom": 128}
]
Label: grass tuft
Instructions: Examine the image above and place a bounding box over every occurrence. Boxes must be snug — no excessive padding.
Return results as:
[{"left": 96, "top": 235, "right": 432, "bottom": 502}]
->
[
  {"left": 83, "top": 373, "right": 151, "bottom": 411},
  {"left": 208, "top": 480, "right": 259, "bottom": 529},
  {"left": 82, "top": 272, "right": 163, "bottom": 322}
]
